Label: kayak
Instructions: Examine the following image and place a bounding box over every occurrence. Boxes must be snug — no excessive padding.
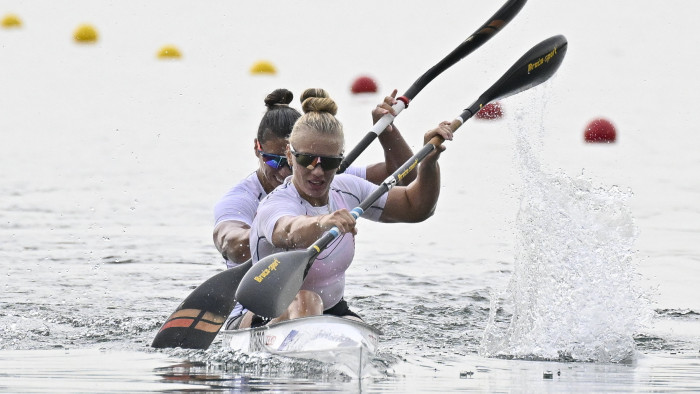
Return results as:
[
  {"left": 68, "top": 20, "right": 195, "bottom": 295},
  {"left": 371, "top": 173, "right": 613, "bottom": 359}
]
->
[{"left": 219, "top": 315, "right": 382, "bottom": 377}]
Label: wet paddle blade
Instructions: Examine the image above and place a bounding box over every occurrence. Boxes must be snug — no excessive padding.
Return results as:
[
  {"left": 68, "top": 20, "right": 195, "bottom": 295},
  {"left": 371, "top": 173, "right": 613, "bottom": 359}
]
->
[
  {"left": 483, "top": 34, "right": 568, "bottom": 103},
  {"left": 151, "top": 260, "right": 252, "bottom": 349},
  {"left": 235, "top": 249, "right": 315, "bottom": 318}
]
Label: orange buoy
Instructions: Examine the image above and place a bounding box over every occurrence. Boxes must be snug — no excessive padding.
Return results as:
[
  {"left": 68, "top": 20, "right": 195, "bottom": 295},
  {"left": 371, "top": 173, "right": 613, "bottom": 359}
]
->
[
  {"left": 157, "top": 45, "right": 182, "bottom": 59},
  {"left": 2, "top": 14, "right": 22, "bottom": 28},
  {"left": 250, "top": 60, "right": 276, "bottom": 75},
  {"left": 584, "top": 118, "right": 616, "bottom": 143},
  {"left": 73, "top": 24, "right": 98, "bottom": 43},
  {"left": 475, "top": 102, "right": 503, "bottom": 120},
  {"left": 351, "top": 76, "right": 378, "bottom": 94}
]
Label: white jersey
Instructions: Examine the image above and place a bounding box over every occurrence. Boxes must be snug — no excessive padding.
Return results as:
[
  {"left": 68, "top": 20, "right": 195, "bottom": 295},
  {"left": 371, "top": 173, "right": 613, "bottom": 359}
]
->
[
  {"left": 214, "top": 172, "right": 265, "bottom": 228},
  {"left": 249, "top": 173, "right": 387, "bottom": 310}
]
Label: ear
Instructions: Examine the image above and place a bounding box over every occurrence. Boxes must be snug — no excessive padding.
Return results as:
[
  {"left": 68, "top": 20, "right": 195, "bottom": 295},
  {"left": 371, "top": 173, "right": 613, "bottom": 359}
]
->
[
  {"left": 253, "top": 138, "right": 260, "bottom": 157},
  {"left": 285, "top": 143, "right": 293, "bottom": 163}
]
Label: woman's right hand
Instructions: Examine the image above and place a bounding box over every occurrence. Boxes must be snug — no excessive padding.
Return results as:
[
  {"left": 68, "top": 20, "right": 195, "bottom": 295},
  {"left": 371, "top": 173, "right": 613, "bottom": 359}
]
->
[
  {"left": 371, "top": 89, "right": 399, "bottom": 133},
  {"left": 318, "top": 209, "right": 357, "bottom": 236}
]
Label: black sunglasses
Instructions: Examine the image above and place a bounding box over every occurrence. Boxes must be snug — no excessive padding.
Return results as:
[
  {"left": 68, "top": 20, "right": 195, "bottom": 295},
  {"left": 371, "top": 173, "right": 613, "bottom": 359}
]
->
[
  {"left": 256, "top": 141, "right": 289, "bottom": 170},
  {"left": 289, "top": 143, "right": 343, "bottom": 171}
]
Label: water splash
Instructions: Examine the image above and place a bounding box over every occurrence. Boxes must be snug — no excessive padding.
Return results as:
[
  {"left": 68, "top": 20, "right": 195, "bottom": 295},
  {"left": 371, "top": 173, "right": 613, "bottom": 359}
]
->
[
  {"left": 480, "top": 103, "right": 651, "bottom": 363},
  {"left": 157, "top": 346, "right": 357, "bottom": 382}
]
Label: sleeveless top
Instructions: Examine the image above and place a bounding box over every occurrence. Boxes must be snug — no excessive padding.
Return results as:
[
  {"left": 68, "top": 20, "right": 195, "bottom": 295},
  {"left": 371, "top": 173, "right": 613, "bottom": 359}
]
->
[{"left": 249, "top": 173, "right": 387, "bottom": 309}]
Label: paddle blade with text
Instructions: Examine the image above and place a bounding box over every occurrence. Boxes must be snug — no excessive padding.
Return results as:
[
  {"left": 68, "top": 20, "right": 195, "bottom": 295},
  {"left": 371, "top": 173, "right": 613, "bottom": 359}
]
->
[
  {"left": 151, "top": 260, "right": 252, "bottom": 349},
  {"left": 235, "top": 249, "right": 314, "bottom": 318}
]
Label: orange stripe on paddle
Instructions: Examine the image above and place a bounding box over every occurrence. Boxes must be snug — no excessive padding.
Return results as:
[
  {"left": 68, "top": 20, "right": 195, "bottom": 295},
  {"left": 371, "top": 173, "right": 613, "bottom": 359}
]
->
[{"left": 160, "top": 318, "right": 195, "bottom": 331}]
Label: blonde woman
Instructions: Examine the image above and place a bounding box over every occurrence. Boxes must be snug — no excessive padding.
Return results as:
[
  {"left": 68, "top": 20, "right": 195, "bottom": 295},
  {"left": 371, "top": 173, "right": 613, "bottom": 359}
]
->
[
  {"left": 236, "top": 88, "right": 452, "bottom": 329},
  {"left": 215, "top": 88, "right": 416, "bottom": 329}
]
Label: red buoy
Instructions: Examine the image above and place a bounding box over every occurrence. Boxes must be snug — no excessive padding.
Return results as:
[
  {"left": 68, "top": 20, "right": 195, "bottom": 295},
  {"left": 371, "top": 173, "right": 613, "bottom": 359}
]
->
[
  {"left": 584, "top": 118, "right": 616, "bottom": 143},
  {"left": 351, "top": 76, "right": 378, "bottom": 94},
  {"left": 475, "top": 102, "right": 503, "bottom": 120}
]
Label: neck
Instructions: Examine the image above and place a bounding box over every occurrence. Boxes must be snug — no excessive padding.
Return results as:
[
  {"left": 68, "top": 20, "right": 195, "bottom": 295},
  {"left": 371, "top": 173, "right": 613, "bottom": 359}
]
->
[{"left": 256, "top": 168, "right": 276, "bottom": 194}]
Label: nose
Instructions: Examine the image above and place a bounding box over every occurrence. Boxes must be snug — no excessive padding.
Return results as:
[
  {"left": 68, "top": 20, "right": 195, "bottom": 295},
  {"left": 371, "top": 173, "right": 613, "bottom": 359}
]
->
[{"left": 309, "top": 163, "right": 326, "bottom": 176}]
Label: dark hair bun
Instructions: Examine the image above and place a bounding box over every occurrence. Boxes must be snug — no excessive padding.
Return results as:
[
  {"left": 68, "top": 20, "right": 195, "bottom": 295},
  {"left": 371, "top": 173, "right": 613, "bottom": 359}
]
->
[{"left": 264, "top": 88, "right": 294, "bottom": 109}]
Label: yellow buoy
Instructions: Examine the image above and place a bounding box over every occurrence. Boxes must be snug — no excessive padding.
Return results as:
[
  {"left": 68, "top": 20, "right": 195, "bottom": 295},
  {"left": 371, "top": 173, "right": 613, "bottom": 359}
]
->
[
  {"left": 250, "top": 60, "right": 277, "bottom": 75},
  {"left": 2, "top": 13, "right": 23, "bottom": 28},
  {"left": 157, "top": 45, "right": 182, "bottom": 59},
  {"left": 73, "top": 24, "right": 98, "bottom": 43}
]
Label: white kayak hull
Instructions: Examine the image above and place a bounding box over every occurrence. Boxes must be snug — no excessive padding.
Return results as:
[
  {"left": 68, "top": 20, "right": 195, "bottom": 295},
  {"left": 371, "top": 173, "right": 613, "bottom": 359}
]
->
[{"left": 219, "top": 315, "right": 382, "bottom": 377}]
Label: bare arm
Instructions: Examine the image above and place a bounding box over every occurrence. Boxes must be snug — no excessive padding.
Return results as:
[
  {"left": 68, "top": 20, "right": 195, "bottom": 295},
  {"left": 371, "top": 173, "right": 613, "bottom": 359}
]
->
[
  {"left": 213, "top": 220, "right": 251, "bottom": 263},
  {"left": 364, "top": 90, "right": 416, "bottom": 185},
  {"left": 270, "top": 210, "right": 357, "bottom": 249},
  {"left": 380, "top": 122, "right": 453, "bottom": 223}
]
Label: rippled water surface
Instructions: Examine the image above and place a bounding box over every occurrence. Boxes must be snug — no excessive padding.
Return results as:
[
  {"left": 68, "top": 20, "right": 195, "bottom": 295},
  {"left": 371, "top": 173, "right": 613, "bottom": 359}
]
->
[{"left": 2, "top": 0, "right": 700, "bottom": 392}]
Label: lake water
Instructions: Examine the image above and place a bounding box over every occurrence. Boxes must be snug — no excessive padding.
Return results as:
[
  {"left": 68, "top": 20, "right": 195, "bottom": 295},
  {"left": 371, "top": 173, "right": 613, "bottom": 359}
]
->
[{"left": 2, "top": 0, "right": 699, "bottom": 392}]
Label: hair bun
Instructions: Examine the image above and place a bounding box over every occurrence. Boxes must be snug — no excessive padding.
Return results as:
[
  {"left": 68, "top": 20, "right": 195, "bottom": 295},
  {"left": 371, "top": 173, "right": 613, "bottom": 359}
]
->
[
  {"left": 300, "top": 88, "right": 337, "bottom": 115},
  {"left": 264, "top": 88, "right": 294, "bottom": 108}
]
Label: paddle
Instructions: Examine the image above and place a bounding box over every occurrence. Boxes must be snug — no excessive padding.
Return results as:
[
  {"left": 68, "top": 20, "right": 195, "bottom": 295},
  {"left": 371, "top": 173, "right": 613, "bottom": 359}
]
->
[
  {"left": 152, "top": 0, "right": 527, "bottom": 349},
  {"left": 236, "top": 34, "right": 568, "bottom": 319},
  {"left": 337, "top": 0, "right": 528, "bottom": 174},
  {"left": 151, "top": 259, "right": 252, "bottom": 349},
  {"left": 150, "top": 0, "right": 526, "bottom": 350}
]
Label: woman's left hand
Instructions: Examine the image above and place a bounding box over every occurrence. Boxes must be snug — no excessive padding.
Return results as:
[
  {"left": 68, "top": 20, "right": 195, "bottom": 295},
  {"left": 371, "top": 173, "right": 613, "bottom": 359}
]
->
[{"left": 422, "top": 121, "right": 453, "bottom": 164}]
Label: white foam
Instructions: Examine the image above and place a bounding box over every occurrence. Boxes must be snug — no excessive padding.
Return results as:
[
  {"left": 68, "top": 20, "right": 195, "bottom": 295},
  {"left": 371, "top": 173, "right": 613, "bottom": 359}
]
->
[{"left": 480, "top": 102, "right": 652, "bottom": 362}]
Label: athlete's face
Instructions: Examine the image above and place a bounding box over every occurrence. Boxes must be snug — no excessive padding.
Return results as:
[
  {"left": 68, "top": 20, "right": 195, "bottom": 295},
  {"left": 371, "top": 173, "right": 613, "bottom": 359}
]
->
[
  {"left": 287, "top": 129, "right": 344, "bottom": 206},
  {"left": 255, "top": 136, "right": 292, "bottom": 192}
]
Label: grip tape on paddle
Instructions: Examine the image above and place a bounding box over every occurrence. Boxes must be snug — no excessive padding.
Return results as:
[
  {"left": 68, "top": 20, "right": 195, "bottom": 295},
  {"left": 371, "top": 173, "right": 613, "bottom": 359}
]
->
[
  {"left": 327, "top": 207, "right": 363, "bottom": 239},
  {"left": 351, "top": 207, "right": 364, "bottom": 219}
]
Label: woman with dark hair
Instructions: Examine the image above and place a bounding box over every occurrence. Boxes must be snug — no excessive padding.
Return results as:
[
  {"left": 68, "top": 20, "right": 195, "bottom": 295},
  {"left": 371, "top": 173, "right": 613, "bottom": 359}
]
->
[{"left": 236, "top": 88, "right": 451, "bottom": 329}]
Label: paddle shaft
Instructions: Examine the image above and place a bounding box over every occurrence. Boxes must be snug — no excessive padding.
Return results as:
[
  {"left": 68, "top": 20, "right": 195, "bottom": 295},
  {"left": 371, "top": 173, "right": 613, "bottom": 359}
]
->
[{"left": 337, "top": 0, "right": 527, "bottom": 174}]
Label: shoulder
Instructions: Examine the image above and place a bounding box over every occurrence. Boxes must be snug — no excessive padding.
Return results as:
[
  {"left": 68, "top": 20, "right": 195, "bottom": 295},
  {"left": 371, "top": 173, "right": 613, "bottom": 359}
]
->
[
  {"left": 332, "top": 173, "right": 373, "bottom": 189},
  {"left": 258, "top": 180, "right": 301, "bottom": 210},
  {"left": 214, "top": 172, "right": 264, "bottom": 225},
  {"left": 219, "top": 172, "right": 265, "bottom": 201},
  {"left": 254, "top": 181, "right": 305, "bottom": 227},
  {"left": 330, "top": 174, "right": 376, "bottom": 206},
  {"left": 342, "top": 165, "right": 367, "bottom": 179},
  {"left": 236, "top": 172, "right": 266, "bottom": 197}
]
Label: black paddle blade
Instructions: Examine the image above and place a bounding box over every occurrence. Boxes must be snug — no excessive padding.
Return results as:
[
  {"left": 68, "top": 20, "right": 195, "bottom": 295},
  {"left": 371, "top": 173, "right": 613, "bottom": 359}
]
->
[
  {"left": 151, "top": 259, "right": 252, "bottom": 349},
  {"left": 482, "top": 34, "right": 568, "bottom": 104},
  {"left": 235, "top": 249, "right": 315, "bottom": 318}
]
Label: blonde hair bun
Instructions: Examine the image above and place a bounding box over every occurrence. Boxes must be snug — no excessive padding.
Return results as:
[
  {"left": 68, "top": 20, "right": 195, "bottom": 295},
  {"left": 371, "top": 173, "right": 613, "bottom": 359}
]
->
[{"left": 300, "top": 88, "right": 338, "bottom": 116}]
